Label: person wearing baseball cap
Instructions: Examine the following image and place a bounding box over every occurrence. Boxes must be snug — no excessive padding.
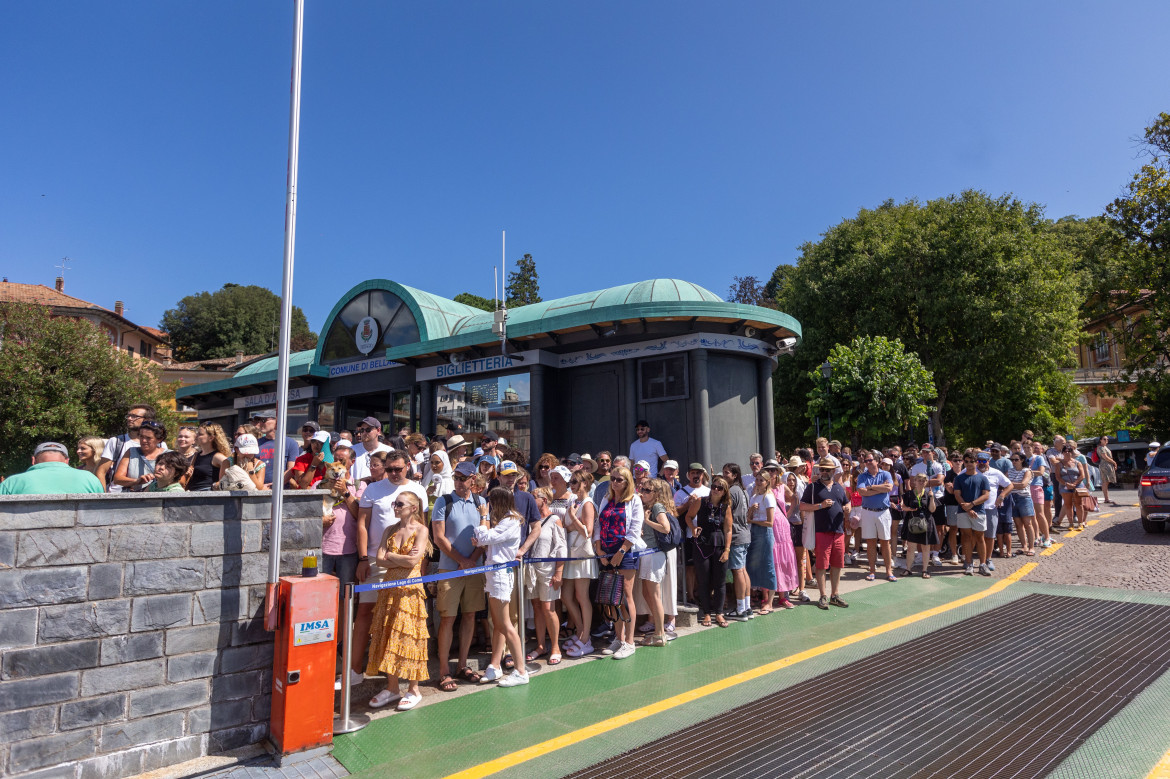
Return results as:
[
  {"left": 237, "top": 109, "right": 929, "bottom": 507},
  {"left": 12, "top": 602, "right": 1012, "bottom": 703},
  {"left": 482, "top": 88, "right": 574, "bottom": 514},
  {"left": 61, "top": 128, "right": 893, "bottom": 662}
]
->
[
  {"left": 799, "top": 457, "right": 851, "bottom": 610},
  {"left": 629, "top": 420, "right": 668, "bottom": 479},
  {"left": 1, "top": 442, "right": 104, "bottom": 495},
  {"left": 350, "top": 417, "right": 391, "bottom": 483},
  {"left": 291, "top": 431, "right": 333, "bottom": 489}
]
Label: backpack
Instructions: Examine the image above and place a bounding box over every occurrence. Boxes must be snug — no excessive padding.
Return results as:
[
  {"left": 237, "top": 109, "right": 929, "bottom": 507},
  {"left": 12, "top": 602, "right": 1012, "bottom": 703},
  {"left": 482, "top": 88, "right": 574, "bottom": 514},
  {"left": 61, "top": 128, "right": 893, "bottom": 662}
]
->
[{"left": 653, "top": 509, "right": 683, "bottom": 553}]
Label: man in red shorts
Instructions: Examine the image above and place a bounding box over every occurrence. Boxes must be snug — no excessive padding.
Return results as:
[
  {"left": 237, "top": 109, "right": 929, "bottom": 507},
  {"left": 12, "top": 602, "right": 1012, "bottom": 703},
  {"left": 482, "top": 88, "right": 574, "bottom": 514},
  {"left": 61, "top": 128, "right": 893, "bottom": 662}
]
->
[{"left": 800, "top": 457, "right": 852, "bottom": 609}]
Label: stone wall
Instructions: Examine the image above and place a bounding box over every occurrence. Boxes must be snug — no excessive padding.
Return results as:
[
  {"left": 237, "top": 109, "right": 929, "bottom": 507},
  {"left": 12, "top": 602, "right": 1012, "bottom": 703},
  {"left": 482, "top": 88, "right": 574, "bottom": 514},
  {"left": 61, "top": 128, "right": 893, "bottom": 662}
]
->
[{"left": 0, "top": 491, "right": 325, "bottom": 779}]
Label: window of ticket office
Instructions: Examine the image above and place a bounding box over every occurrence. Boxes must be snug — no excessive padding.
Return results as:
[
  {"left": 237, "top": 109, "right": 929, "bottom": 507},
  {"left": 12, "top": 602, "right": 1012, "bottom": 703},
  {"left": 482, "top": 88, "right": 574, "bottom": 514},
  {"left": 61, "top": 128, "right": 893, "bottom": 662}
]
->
[
  {"left": 317, "top": 401, "right": 336, "bottom": 431},
  {"left": 435, "top": 372, "right": 530, "bottom": 455},
  {"left": 638, "top": 354, "right": 688, "bottom": 403},
  {"left": 320, "top": 289, "right": 420, "bottom": 364}
]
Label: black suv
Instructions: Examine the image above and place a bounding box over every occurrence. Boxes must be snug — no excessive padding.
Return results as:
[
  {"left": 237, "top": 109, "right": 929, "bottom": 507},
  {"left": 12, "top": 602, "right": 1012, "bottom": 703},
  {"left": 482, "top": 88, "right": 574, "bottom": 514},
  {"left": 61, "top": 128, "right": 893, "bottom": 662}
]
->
[{"left": 1140, "top": 443, "right": 1170, "bottom": 533}]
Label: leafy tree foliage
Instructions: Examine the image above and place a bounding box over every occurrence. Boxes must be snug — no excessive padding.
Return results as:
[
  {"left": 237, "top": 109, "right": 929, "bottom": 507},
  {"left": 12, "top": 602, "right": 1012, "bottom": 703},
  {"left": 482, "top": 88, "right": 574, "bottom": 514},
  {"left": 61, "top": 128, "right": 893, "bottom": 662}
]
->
[
  {"left": 506, "top": 254, "right": 541, "bottom": 307},
  {"left": 0, "top": 303, "right": 182, "bottom": 478},
  {"left": 1080, "top": 402, "right": 1144, "bottom": 441},
  {"left": 726, "top": 275, "right": 774, "bottom": 307},
  {"left": 453, "top": 292, "right": 497, "bottom": 312},
  {"left": 772, "top": 191, "right": 1083, "bottom": 447},
  {"left": 160, "top": 283, "right": 317, "bottom": 361},
  {"left": 1101, "top": 112, "right": 1170, "bottom": 438},
  {"left": 806, "top": 336, "right": 935, "bottom": 449}
]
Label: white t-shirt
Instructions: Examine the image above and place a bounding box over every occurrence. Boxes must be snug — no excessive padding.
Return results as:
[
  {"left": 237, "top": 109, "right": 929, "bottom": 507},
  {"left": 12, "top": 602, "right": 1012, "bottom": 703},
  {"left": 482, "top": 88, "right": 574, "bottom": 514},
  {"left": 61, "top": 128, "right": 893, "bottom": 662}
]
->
[
  {"left": 358, "top": 478, "right": 430, "bottom": 559},
  {"left": 629, "top": 437, "right": 667, "bottom": 478},
  {"left": 350, "top": 443, "right": 391, "bottom": 483},
  {"left": 910, "top": 460, "right": 945, "bottom": 499},
  {"left": 742, "top": 473, "right": 757, "bottom": 495},
  {"left": 748, "top": 492, "right": 776, "bottom": 524},
  {"left": 674, "top": 484, "right": 711, "bottom": 537},
  {"left": 981, "top": 467, "right": 1011, "bottom": 510}
]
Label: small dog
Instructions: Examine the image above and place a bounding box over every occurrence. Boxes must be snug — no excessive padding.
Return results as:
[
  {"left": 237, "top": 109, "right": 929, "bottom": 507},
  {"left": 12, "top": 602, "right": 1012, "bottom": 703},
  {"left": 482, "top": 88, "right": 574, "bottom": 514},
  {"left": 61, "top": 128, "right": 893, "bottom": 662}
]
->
[{"left": 319, "top": 461, "right": 350, "bottom": 523}]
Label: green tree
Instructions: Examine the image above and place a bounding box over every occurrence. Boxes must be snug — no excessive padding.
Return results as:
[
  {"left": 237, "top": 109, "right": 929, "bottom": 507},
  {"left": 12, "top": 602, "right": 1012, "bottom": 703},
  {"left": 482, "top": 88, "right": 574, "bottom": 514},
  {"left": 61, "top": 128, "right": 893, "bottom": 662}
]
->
[
  {"left": 726, "top": 275, "right": 773, "bottom": 307},
  {"left": 772, "top": 191, "right": 1084, "bottom": 447},
  {"left": 1079, "top": 402, "right": 1144, "bottom": 441},
  {"left": 160, "top": 283, "right": 317, "bottom": 362},
  {"left": 506, "top": 254, "right": 541, "bottom": 307},
  {"left": 453, "top": 292, "right": 498, "bottom": 312},
  {"left": 1102, "top": 112, "right": 1170, "bottom": 438},
  {"left": 0, "top": 303, "right": 182, "bottom": 478},
  {"left": 806, "top": 336, "right": 935, "bottom": 449}
]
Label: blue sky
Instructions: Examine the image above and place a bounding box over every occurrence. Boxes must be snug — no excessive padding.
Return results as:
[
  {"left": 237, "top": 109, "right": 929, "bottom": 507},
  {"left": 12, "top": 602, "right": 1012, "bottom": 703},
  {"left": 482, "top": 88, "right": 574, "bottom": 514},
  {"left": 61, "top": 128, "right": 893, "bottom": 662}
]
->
[{"left": 3, "top": 1, "right": 1168, "bottom": 335}]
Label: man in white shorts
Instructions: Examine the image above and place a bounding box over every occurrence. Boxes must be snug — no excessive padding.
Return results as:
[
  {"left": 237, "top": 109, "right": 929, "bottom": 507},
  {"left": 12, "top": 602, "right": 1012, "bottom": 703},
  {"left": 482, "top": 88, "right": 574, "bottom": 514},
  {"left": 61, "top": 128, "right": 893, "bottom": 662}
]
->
[
  {"left": 339, "top": 449, "right": 429, "bottom": 689},
  {"left": 855, "top": 452, "right": 896, "bottom": 581}
]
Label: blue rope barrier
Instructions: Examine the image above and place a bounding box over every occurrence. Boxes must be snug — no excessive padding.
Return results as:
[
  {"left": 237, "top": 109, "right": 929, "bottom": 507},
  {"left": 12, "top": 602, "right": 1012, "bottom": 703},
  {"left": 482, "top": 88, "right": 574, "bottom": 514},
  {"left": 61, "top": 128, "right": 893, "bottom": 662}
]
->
[
  {"left": 353, "top": 560, "right": 519, "bottom": 594},
  {"left": 526, "top": 548, "right": 661, "bottom": 564}
]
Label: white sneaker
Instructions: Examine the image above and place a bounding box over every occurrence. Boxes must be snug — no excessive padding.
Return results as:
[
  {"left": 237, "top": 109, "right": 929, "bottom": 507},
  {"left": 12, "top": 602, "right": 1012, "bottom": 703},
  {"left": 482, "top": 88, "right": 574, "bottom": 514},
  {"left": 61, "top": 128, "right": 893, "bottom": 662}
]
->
[
  {"left": 334, "top": 668, "right": 364, "bottom": 690},
  {"left": 481, "top": 665, "right": 503, "bottom": 683},
  {"left": 600, "top": 638, "right": 623, "bottom": 655},
  {"left": 613, "top": 642, "right": 636, "bottom": 660},
  {"left": 497, "top": 670, "right": 530, "bottom": 687}
]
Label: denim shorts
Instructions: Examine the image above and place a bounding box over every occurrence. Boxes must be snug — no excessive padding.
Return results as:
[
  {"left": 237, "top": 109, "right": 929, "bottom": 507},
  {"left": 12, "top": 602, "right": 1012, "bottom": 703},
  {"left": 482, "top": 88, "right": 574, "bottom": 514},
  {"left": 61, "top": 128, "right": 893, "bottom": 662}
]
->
[
  {"left": 1012, "top": 491, "right": 1036, "bottom": 517},
  {"left": 727, "top": 543, "right": 749, "bottom": 570}
]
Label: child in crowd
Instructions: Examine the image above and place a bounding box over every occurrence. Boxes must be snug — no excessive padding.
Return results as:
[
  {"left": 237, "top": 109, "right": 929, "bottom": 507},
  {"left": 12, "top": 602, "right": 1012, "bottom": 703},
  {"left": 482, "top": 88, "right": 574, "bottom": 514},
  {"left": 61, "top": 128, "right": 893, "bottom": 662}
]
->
[
  {"left": 472, "top": 487, "right": 528, "bottom": 687},
  {"left": 148, "top": 451, "right": 188, "bottom": 492}
]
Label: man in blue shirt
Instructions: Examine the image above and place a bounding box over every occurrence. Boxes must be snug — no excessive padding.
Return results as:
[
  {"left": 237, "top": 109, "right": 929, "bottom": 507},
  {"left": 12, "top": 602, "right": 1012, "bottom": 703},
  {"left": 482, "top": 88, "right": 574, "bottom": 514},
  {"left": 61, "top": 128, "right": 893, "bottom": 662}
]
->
[
  {"left": 431, "top": 460, "right": 488, "bottom": 688},
  {"left": 856, "top": 452, "right": 895, "bottom": 581},
  {"left": 953, "top": 452, "right": 991, "bottom": 575}
]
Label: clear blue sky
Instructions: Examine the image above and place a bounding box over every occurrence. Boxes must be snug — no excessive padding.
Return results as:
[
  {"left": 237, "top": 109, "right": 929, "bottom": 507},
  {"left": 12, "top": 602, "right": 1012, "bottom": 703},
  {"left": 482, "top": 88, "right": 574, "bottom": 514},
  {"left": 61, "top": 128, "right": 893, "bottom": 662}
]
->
[{"left": 3, "top": 1, "right": 1167, "bottom": 335}]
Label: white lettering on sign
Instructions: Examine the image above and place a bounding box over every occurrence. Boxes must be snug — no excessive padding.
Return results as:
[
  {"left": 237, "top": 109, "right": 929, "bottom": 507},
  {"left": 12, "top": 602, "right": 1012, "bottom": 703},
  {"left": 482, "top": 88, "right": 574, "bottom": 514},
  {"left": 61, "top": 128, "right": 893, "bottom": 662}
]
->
[
  {"left": 328, "top": 356, "right": 400, "bottom": 378},
  {"left": 234, "top": 386, "right": 318, "bottom": 410},
  {"left": 414, "top": 350, "right": 556, "bottom": 382},
  {"left": 293, "top": 618, "right": 335, "bottom": 647}
]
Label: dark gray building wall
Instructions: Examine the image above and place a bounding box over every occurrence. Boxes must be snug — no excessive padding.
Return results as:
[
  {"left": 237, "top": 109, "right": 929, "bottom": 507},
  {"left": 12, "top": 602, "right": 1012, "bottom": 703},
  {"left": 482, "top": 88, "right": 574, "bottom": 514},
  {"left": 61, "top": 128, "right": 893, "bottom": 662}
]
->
[
  {"left": 0, "top": 492, "right": 324, "bottom": 779},
  {"left": 707, "top": 353, "right": 761, "bottom": 471}
]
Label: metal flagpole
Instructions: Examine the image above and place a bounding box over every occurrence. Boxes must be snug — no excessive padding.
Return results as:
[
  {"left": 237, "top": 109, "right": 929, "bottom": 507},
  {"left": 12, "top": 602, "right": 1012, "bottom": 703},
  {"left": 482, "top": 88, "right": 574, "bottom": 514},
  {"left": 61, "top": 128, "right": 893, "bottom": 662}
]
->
[{"left": 265, "top": 0, "right": 306, "bottom": 632}]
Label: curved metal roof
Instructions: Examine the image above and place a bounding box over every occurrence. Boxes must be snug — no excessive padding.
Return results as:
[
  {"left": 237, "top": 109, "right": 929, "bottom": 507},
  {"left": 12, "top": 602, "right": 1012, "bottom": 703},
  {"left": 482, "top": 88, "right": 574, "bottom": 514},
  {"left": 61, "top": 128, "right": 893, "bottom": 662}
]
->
[{"left": 177, "top": 278, "right": 801, "bottom": 400}]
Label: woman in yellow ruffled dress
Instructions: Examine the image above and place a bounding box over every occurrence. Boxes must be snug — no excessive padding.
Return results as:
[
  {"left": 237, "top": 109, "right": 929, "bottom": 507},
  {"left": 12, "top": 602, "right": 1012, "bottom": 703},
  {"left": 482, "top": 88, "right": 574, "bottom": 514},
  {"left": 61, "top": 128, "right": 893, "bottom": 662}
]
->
[{"left": 365, "top": 491, "right": 431, "bottom": 711}]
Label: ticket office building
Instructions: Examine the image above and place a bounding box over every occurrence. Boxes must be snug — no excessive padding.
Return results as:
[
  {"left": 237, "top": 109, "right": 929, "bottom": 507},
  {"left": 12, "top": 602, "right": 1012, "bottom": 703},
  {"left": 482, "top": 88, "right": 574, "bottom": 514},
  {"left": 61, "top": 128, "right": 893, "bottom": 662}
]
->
[{"left": 176, "top": 279, "right": 802, "bottom": 470}]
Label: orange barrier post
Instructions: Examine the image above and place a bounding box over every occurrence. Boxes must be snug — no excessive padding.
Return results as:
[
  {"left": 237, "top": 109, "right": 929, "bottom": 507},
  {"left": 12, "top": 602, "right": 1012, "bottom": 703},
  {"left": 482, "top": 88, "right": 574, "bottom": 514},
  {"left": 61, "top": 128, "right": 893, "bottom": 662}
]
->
[{"left": 271, "top": 573, "right": 339, "bottom": 756}]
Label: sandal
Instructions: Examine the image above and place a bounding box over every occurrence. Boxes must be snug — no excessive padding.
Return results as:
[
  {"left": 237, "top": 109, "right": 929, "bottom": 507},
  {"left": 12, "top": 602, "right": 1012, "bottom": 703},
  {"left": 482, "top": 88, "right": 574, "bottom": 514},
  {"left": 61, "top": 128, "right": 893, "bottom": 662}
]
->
[
  {"left": 525, "top": 647, "right": 547, "bottom": 663},
  {"left": 502, "top": 655, "right": 515, "bottom": 671},
  {"left": 700, "top": 616, "right": 712, "bottom": 627},
  {"left": 922, "top": 571, "right": 931, "bottom": 579},
  {"left": 865, "top": 572, "right": 876, "bottom": 581},
  {"left": 715, "top": 616, "right": 729, "bottom": 628},
  {"left": 397, "top": 691, "right": 422, "bottom": 711},
  {"left": 369, "top": 689, "right": 402, "bottom": 708},
  {"left": 437, "top": 674, "right": 457, "bottom": 692},
  {"left": 456, "top": 666, "right": 482, "bottom": 684},
  {"left": 547, "top": 653, "right": 562, "bottom": 665},
  {"left": 756, "top": 608, "right": 773, "bottom": 616}
]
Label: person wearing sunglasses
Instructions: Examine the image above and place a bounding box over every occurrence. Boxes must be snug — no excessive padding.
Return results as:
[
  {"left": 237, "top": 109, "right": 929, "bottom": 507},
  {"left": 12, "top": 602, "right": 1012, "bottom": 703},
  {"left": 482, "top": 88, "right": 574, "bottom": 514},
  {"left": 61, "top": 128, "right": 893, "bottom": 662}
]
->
[
  {"left": 96, "top": 403, "right": 158, "bottom": 491},
  {"left": 684, "top": 475, "right": 734, "bottom": 627},
  {"left": 592, "top": 466, "right": 645, "bottom": 657},
  {"left": 562, "top": 470, "right": 599, "bottom": 656},
  {"left": 1004, "top": 453, "right": 1036, "bottom": 558},
  {"left": 342, "top": 450, "right": 430, "bottom": 691},
  {"left": 799, "top": 458, "right": 852, "bottom": 609},
  {"left": 365, "top": 491, "right": 431, "bottom": 710},
  {"left": 113, "top": 420, "right": 168, "bottom": 491},
  {"left": 953, "top": 452, "right": 992, "bottom": 575},
  {"left": 473, "top": 487, "right": 528, "bottom": 687},
  {"left": 349, "top": 417, "right": 390, "bottom": 483},
  {"left": 635, "top": 478, "right": 675, "bottom": 645}
]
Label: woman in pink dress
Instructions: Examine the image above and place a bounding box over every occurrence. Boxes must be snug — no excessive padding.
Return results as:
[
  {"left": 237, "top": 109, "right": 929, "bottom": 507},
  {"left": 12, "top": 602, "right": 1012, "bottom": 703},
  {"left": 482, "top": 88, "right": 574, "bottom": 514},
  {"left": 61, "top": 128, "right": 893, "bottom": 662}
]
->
[{"left": 767, "top": 466, "right": 800, "bottom": 608}]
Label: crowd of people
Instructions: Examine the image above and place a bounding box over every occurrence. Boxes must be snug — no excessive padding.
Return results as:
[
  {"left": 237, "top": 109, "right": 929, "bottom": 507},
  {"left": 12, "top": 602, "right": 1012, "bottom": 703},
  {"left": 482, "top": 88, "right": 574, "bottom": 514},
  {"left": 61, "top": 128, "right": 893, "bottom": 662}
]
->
[{"left": 3, "top": 404, "right": 1154, "bottom": 715}]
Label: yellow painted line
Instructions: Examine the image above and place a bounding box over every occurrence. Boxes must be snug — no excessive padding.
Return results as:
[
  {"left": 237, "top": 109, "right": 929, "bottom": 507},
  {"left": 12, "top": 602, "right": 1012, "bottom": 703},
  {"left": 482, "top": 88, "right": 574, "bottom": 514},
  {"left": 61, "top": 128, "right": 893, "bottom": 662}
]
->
[
  {"left": 1098, "top": 512, "right": 1116, "bottom": 519},
  {"left": 1086, "top": 519, "right": 1100, "bottom": 526},
  {"left": 1147, "top": 745, "right": 1170, "bottom": 778},
  {"left": 1064, "top": 528, "right": 1084, "bottom": 539},
  {"left": 442, "top": 563, "right": 1039, "bottom": 779},
  {"left": 1040, "top": 542, "right": 1064, "bottom": 556}
]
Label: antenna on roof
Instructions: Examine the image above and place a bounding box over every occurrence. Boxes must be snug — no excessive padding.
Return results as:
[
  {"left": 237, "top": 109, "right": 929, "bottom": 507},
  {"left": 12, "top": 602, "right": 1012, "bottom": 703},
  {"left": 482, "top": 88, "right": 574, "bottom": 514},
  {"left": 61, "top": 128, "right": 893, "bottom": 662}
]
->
[
  {"left": 492, "top": 230, "right": 523, "bottom": 362},
  {"left": 55, "top": 256, "right": 72, "bottom": 279}
]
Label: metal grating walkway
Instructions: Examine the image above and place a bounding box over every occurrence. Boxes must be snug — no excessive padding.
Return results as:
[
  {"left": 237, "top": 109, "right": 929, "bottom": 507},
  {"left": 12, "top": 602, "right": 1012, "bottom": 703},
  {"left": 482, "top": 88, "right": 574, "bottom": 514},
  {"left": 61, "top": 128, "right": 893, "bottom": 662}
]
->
[{"left": 565, "top": 594, "right": 1170, "bottom": 779}]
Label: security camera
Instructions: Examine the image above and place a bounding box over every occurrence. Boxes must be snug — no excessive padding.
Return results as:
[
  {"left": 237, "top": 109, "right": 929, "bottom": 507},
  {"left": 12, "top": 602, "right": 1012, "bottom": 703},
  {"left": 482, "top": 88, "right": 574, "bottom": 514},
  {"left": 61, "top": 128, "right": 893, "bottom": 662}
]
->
[{"left": 744, "top": 326, "right": 758, "bottom": 338}]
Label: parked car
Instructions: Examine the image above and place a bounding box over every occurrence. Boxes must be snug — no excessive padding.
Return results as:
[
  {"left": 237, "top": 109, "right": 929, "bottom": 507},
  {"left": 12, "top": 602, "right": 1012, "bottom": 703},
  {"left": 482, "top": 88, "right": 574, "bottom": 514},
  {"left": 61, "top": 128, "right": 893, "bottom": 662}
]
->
[{"left": 1139, "top": 443, "right": 1170, "bottom": 533}]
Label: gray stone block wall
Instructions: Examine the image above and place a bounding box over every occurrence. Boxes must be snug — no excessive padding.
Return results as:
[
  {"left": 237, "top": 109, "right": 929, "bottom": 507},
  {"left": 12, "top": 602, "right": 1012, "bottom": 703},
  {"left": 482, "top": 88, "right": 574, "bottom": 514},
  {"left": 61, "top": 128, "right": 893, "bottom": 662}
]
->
[{"left": 0, "top": 492, "right": 324, "bottom": 779}]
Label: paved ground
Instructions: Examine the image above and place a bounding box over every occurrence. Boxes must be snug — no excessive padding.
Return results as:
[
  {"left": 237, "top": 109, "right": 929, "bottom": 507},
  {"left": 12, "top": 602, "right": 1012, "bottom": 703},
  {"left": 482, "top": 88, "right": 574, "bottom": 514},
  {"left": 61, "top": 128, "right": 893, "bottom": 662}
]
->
[{"left": 160, "top": 488, "right": 1170, "bottom": 779}]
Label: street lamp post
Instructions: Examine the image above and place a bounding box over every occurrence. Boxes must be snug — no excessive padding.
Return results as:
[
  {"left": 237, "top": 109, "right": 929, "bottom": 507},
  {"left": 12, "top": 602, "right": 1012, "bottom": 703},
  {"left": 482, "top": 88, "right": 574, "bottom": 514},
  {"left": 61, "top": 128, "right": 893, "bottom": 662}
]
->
[{"left": 820, "top": 360, "right": 833, "bottom": 442}]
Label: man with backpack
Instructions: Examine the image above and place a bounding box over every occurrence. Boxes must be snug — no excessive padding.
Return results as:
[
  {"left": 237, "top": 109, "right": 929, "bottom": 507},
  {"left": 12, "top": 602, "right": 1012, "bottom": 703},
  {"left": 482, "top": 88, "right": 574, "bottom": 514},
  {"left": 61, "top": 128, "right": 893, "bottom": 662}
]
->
[
  {"left": 96, "top": 403, "right": 165, "bottom": 492},
  {"left": 431, "top": 460, "right": 488, "bottom": 690}
]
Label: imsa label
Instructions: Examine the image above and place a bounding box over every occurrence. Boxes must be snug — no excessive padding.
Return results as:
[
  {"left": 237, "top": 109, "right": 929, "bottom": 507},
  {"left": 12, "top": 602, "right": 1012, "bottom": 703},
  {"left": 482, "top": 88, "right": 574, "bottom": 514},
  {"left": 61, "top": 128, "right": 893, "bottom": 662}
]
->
[{"left": 293, "top": 618, "right": 335, "bottom": 646}]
